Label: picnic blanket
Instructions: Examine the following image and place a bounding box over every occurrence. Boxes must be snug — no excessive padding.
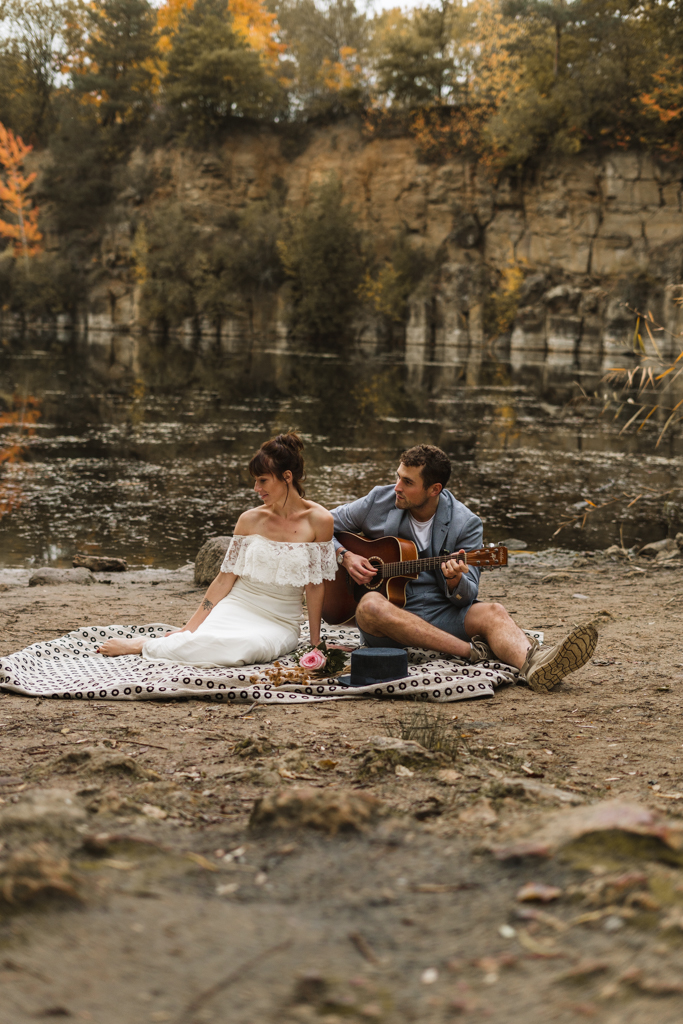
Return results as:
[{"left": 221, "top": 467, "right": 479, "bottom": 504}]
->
[{"left": 0, "top": 624, "right": 542, "bottom": 704}]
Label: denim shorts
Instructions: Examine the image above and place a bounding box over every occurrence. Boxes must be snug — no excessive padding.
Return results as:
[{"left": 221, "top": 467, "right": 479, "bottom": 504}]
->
[{"left": 358, "top": 602, "right": 472, "bottom": 648}]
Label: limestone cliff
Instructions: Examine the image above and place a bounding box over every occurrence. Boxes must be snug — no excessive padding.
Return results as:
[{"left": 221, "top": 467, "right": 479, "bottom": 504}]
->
[{"left": 68, "top": 123, "right": 683, "bottom": 368}]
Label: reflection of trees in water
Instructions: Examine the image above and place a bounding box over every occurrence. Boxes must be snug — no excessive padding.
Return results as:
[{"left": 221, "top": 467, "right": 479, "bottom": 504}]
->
[{"left": 0, "top": 393, "right": 40, "bottom": 520}]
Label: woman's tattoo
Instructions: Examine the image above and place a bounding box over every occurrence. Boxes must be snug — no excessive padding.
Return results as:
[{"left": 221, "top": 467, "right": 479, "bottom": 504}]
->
[{"left": 201, "top": 598, "right": 214, "bottom": 612}]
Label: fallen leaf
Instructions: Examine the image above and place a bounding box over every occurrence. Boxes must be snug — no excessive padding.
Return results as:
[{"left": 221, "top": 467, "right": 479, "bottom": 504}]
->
[
  {"left": 186, "top": 852, "right": 218, "bottom": 872},
  {"left": 555, "top": 960, "right": 610, "bottom": 983},
  {"left": 216, "top": 882, "right": 238, "bottom": 896},
  {"left": 516, "top": 882, "right": 563, "bottom": 903},
  {"left": 516, "top": 929, "right": 561, "bottom": 956},
  {"left": 141, "top": 804, "right": 167, "bottom": 820}
]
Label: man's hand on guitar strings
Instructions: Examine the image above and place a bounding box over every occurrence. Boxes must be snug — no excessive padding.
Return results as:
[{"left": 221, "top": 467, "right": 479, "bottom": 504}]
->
[
  {"left": 342, "top": 550, "right": 377, "bottom": 585},
  {"left": 441, "top": 549, "right": 468, "bottom": 590}
]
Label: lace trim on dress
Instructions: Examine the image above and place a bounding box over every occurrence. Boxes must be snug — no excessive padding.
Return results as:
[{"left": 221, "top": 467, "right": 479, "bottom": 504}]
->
[{"left": 220, "top": 535, "right": 337, "bottom": 587}]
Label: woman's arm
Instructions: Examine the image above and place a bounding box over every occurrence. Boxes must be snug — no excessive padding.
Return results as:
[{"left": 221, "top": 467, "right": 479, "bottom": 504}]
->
[
  {"left": 182, "top": 572, "right": 236, "bottom": 633},
  {"left": 304, "top": 505, "right": 334, "bottom": 647},
  {"left": 305, "top": 582, "right": 324, "bottom": 647}
]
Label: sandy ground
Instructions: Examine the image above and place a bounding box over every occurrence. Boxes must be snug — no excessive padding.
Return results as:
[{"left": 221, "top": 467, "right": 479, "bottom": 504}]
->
[{"left": 1, "top": 550, "right": 683, "bottom": 1023}]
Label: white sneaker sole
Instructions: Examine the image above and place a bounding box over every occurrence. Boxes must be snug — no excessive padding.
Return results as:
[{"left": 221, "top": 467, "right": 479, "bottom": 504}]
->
[{"left": 526, "top": 623, "right": 598, "bottom": 693}]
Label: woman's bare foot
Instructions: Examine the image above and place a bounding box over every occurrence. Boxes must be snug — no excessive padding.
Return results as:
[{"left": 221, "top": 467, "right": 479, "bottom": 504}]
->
[{"left": 97, "top": 637, "right": 146, "bottom": 657}]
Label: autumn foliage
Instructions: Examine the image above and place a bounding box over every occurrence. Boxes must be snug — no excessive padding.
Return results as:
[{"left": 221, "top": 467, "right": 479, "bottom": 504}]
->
[
  {"left": 0, "top": 123, "right": 42, "bottom": 258},
  {"left": 156, "top": 0, "right": 285, "bottom": 65}
]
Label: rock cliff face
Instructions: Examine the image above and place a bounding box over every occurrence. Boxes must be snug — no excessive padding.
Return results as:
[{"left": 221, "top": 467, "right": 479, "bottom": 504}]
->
[{"left": 76, "top": 124, "right": 683, "bottom": 370}]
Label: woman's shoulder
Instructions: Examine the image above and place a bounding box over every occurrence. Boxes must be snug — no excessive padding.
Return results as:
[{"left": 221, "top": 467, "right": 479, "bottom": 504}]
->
[
  {"left": 233, "top": 509, "right": 263, "bottom": 535},
  {"left": 303, "top": 501, "right": 334, "bottom": 541}
]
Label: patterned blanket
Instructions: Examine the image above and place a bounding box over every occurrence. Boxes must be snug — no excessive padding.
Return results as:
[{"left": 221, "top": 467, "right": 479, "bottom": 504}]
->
[{"left": 0, "top": 624, "right": 542, "bottom": 704}]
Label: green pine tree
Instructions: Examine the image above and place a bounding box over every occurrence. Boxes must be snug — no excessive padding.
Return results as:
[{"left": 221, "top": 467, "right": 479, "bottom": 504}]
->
[
  {"left": 72, "top": 0, "right": 159, "bottom": 131},
  {"left": 164, "top": 0, "right": 285, "bottom": 133}
]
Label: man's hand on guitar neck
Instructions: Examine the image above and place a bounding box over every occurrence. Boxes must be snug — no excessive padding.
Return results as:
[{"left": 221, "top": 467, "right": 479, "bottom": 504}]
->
[
  {"left": 342, "top": 550, "right": 377, "bottom": 585},
  {"left": 441, "top": 549, "right": 469, "bottom": 591}
]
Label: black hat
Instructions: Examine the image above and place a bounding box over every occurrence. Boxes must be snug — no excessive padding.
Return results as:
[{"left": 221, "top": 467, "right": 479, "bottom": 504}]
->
[{"left": 338, "top": 647, "right": 409, "bottom": 688}]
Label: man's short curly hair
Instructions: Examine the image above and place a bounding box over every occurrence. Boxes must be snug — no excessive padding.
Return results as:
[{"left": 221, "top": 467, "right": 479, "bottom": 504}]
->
[{"left": 400, "top": 445, "right": 451, "bottom": 489}]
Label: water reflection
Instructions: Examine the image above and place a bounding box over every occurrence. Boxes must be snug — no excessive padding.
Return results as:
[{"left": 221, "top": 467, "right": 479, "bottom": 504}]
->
[{"left": 1, "top": 325, "right": 682, "bottom": 567}]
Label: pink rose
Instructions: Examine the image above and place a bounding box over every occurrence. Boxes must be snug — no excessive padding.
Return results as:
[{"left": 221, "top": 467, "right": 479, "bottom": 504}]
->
[{"left": 299, "top": 649, "right": 327, "bottom": 671}]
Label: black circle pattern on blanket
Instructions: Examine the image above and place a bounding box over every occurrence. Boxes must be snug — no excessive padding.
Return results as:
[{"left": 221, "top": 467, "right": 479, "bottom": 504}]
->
[{"left": 0, "top": 623, "right": 528, "bottom": 704}]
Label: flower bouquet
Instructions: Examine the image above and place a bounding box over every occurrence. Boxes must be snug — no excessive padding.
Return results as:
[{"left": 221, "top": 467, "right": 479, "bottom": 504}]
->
[{"left": 295, "top": 640, "right": 348, "bottom": 678}]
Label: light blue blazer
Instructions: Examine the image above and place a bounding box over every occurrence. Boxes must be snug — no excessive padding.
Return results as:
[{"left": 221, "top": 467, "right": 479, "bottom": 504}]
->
[{"left": 331, "top": 485, "right": 483, "bottom": 628}]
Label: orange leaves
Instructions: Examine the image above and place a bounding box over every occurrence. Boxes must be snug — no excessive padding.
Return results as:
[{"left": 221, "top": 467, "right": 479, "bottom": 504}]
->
[
  {"left": 319, "top": 47, "right": 362, "bottom": 93},
  {"left": 640, "top": 56, "right": 683, "bottom": 128},
  {"left": 0, "top": 122, "right": 42, "bottom": 259},
  {"left": 229, "top": 0, "right": 285, "bottom": 67},
  {"left": 156, "top": 0, "right": 285, "bottom": 66}
]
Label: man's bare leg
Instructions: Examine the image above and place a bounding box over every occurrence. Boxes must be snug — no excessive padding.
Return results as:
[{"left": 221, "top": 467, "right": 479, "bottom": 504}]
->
[
  {"left": 463, "top": 601, "right": 530, "bottom": 668},
  {"left": 97, "top": 637, "right": 146, "bottom": 657},
  {"left": 356, "top": 593, "right": 473, "bottom": 658},
  {"left": 357, "top": 593, "right": 532, "bottom": 668}
]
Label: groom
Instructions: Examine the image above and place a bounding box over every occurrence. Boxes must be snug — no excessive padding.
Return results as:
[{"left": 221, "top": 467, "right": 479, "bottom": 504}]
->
[{"left": 331, "top": 444, "right": 597, "bottom": 693}]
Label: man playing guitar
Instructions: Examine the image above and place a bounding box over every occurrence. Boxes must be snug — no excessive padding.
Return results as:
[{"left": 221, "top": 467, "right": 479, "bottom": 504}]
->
[{"left": 331, "top": 445, "right": 597, "bottom": 693}]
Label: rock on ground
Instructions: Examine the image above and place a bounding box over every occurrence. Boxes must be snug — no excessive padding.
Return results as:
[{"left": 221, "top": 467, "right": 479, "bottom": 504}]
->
[
  {"left": 29, "top": 568, "right": 94, "bottom": 587},
  {"left": 194, "top": 536, "right": 231, "bottom": 586}
]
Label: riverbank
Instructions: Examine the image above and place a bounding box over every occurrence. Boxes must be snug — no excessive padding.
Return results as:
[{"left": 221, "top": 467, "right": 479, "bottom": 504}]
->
[{"left": 1, "top": 550, "right": 683, "bottom": 1022}]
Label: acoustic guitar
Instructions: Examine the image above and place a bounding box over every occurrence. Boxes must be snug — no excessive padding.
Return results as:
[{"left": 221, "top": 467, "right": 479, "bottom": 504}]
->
[{"left": 322, "top": 532, "right": 508, "bottom": 625}]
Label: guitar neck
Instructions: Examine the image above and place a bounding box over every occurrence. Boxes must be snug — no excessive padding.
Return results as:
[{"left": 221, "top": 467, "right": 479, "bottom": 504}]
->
[{"left": 380, "top": 550, "right": 487, "bottom": 578}]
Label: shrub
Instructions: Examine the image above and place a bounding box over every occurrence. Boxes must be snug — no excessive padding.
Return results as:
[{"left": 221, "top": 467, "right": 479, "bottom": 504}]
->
[
  {"left": 277, "top": 174, "right": 366, "bottom": 338},
  {"left": 0, "top": 250, "right": 84, "bottom": 317}
]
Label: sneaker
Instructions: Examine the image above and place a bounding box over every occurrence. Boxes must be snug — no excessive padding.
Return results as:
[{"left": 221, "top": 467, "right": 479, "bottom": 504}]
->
[
  {"left": 520, "top": 623, "right": 598, "bottom": 693},
  {"left": 469, "top": 635, "right": 494, "bottom": 664}
]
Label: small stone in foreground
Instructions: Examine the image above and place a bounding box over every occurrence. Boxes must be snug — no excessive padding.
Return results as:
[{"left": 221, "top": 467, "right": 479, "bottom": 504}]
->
[
  {"left": 250, "top": 786, "right": 383, "bottom": 835},
  {"left": 29, "top": 567, "right": 94, "bottom": 587}
]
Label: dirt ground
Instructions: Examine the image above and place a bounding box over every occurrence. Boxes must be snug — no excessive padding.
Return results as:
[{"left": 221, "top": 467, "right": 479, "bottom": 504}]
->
[{"left": 2, "top": 549, "right": 683, "bottom": 1024}]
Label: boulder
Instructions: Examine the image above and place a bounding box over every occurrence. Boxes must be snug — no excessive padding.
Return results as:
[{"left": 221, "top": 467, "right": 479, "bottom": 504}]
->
[
  {"left": 29, "top": 567, "right": 94, "bottom": 587},
  {"left": 73, "top": 553, "right": 127, "bottom": 572},
  {"left": 194, "top": 536, "right": 231, "bottom": 586}
]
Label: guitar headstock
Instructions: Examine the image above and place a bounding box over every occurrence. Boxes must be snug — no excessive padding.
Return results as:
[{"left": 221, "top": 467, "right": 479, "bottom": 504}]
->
[{"left": 466, "top": 546, "right": 508, "bottom": 569}]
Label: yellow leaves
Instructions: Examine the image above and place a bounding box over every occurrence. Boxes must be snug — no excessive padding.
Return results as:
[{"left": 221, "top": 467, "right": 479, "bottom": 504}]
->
[
  {"left": 0, "top": 122, "right": 42, "bottom": 259},
  {"left": 319, "top": 47, "right": 362, "bottom": 93},
  {"left": 640, "top": 56, "right": 683, "bottom": 125},
  {"left": 230, "top": 0, "right": 286, "bottom": 68},
  {"left": 130, "top": 224, "right": 149, "bottom": 284},
  {"left": 358, "top": 264, "right": 403, "bottom": 320},
  {"left": 156, "top": 0, "right": 285, "bottom": 67}
]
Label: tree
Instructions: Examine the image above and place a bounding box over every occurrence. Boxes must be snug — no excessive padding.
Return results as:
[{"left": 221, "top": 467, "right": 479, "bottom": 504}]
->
[
  {"left": 0, "top": 122, "right": 42, "bottom": 259},
  {"left": 157, "top": 0, "right": 285, "bottom": 65},
  {"left": 501, "top": 0, "right": 576, "bottom": 79},
  {"left": 372, "top": 0, "right": 465, "bottom": 108},
  {"left": 278, "top": 176, "right": 366, "bottom": 337},
  {"left": 273, "top": 0, "right": 369, "bottom": 114},
  {"left": 0, "top": 0, "right": 76, "bottom": 140},
  {"left": 71, "top": 0, "right": 159, "bottom": 131},
  {"left": 164, "top": 0, "right": 285, "bottom": 130}
]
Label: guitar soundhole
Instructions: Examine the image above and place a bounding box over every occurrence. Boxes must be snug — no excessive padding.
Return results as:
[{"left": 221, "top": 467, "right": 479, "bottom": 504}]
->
[{"left": 365, "top": 556, "right": 384, "bottom": 590}]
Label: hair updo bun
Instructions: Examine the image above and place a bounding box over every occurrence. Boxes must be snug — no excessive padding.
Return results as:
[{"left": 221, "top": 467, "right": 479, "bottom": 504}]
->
[{"left": 248, "top": 431, "right": 306, "bottom": 496}]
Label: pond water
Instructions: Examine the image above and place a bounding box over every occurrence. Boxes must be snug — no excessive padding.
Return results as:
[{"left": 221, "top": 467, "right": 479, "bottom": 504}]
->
[{"left": 1, "top": 329, "right": 683, "bottom": 568}]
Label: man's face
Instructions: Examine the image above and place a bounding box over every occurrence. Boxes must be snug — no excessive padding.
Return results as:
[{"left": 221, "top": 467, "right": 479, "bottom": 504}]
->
[{"left": 394, "top": 462, "right": 438, "bottom": 510}]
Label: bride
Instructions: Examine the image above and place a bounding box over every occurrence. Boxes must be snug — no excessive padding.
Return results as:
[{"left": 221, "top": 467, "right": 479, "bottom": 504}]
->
[{"left": 97, "top": 432, "right": 336, "bottom": 666}]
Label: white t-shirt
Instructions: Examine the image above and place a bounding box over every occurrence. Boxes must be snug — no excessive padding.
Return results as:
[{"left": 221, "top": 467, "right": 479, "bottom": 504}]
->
[{"left": 409, "top": 512, "right": 435, "bottom": 553}]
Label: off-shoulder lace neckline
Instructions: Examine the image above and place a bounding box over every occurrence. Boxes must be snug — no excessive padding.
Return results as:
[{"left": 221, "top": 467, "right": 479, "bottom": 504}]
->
[{"left": 233, "top": 535, "right": 332, "bottom": 546}]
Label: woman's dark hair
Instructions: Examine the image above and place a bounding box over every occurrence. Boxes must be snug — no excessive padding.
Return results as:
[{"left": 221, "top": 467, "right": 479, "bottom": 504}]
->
[{"left": 249, "top": 431, "right": 306, "bottom": 497}]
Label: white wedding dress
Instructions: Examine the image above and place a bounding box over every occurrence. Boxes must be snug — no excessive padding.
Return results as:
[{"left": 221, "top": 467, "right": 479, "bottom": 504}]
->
[{"left": 140, "top": 535, "right": 337, "bottom": 667}]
